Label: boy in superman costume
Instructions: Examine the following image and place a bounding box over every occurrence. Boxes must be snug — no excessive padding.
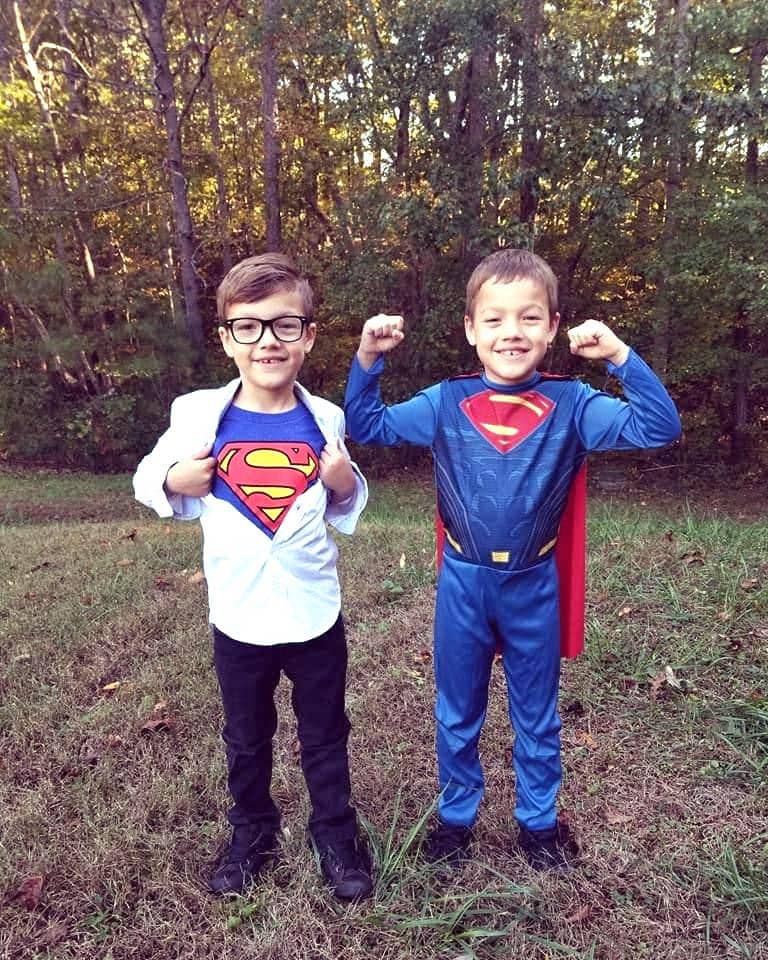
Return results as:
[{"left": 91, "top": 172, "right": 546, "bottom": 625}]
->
[
  {"left": 133, "top": 254, "right": 373, "bottom": 900},
  {"left": 344, "top": 248, "right": 681, "bottom": 871}
]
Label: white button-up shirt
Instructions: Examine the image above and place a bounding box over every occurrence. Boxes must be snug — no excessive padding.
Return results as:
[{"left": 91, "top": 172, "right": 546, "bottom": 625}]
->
[{"left": 133, "top": 378, "right": 367, "bottom": 645}]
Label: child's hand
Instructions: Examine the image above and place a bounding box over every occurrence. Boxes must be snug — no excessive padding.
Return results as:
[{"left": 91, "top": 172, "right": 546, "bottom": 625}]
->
[
  {"left": 568, "top": 319, "right": 630, "bottom": 367},
  {"left": 319, "top": 439, "right": 356, "bottom": 502},
  {"left": 357, "top": 314, "right": 405, "bottom": 369},
  {"left": 164, "top": 444, "right": 217, "bottom": 497}
]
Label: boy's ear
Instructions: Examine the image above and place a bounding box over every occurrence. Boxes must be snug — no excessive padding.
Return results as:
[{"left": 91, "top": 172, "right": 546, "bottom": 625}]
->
[
  {"left": 548, "top": 312, "right": 561, "bottom": 346},
  {"left": 303, "top": 321, "right": 317, "bottom": 354},
  {"left": 464, "top": 314, "right": 477, "bottom": 346},
  {"left": 218, "top": 324, "right": 235, "bottom": 358}
]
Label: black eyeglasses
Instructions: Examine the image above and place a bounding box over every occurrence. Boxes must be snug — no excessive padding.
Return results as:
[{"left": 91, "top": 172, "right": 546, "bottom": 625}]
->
[{"left": 223, "top": 315, "right": 309, "bottom": 344}]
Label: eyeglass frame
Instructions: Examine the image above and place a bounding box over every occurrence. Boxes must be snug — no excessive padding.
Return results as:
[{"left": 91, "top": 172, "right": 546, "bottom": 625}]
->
[{"left": 221, "top": 314, "right": 311, "bottom": 345}]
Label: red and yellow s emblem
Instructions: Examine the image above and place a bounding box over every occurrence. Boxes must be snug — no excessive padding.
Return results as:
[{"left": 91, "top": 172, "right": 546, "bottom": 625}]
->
[
  {"left": 217, "top": 441, "right": 319, "bottom": 533},
  {"left": 460, "top": 390, "right": 555, "bottom": 452}
]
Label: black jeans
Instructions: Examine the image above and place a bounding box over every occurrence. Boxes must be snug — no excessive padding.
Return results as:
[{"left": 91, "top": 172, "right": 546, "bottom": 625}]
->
[{"left": 212, "top": 615, "right": 357, "bottom": 845}]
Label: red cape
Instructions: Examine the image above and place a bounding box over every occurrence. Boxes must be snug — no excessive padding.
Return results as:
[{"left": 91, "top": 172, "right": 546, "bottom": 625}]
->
[{"left": 435, "top": 463, "right": 586, "bottom": 658}]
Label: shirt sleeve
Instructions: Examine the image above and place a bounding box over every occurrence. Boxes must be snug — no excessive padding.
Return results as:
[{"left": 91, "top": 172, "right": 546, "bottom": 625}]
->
[
  {"left": 575, "top": 349, "right": 682, "bottom": 452},
  {"left": 344, "top": 355, "right": 440, "bottom": 447},
  {"left": 324, "top": 409, "right": 369, "bottom": 535},
  {"left": 132, "top": 396, "right": 205, "bottom": 520}
]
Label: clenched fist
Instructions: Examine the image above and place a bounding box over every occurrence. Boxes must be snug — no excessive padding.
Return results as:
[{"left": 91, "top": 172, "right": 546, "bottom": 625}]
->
[
  {"left": 357, "top": 314, "right": 405, "bottom": 370},
  {"left": 567, "top": 319, "right": 629, "bottom": 367}
]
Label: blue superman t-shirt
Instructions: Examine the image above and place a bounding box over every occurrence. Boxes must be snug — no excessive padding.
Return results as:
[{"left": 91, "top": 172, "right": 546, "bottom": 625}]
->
[{"left": 211, "top": 402, "right": 326, "bottom": 539}]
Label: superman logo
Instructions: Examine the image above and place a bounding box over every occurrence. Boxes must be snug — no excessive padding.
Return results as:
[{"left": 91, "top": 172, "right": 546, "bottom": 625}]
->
[
  {"left": 460, "top": 390, "right": 555, "bottom": 453},
  {"left": 216, "top": 441, "right": 319, "bottom": 533}
]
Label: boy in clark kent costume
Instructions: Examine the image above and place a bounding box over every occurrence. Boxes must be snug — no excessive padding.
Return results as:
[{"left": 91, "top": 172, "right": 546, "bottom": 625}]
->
[
  {"left": 134, "top": 254, "right": 373, "bottom": 900},
  {"left": 344, "top": 248, "right": 681, "bottom": 871}
]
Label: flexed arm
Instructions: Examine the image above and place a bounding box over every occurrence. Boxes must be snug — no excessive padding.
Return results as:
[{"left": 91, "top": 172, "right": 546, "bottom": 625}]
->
[
  {"left": 345, "top": 313, "right": 439, "bottom": 447},
  {"left": 569, "top": 320, "right": 681, "bottom": 451}
]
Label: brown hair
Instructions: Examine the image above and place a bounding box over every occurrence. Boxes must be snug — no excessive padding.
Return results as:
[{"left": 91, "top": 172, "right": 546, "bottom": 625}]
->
[
  {"left": 216, "top": 253, "right": 313, "bottom": 323},
  {"left": 465, "top": 249, "right": 558, "bottom": 318}
]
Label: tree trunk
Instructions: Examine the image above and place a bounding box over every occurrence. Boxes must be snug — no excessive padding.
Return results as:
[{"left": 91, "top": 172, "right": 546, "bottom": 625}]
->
[
  {"left": 138, "top": 0, "right": 205, "bottom": 351},
  {"left": 520, "top": 0, "right": 543, "bottom": 233},
  {"left": 731, "top": 37, "right": 767, "bottom": 463},
  {"left": 14, "top": 0, "right": 96, "bottom": 289},
  {"left": 206, "top": 74, "right": 233, "bottom": 273},
  {"left": 261, "top": 0, "right": 282, "bottom": 252},
  {"left": 652, "top": 0, "right": 690, "bottom": 380}
]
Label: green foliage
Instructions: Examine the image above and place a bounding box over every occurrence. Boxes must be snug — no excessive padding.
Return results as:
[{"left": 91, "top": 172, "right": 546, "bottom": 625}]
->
[{"left": 1, "top": 0, "right": 768, "bottom": 467}]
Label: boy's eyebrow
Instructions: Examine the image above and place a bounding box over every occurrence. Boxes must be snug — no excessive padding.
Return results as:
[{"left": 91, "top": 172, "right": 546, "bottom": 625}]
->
[{"left": 478, "top": 301, "right": 547, "bottom": 314}]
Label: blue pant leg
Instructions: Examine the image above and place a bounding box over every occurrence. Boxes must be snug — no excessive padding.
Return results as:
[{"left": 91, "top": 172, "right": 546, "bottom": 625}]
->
[
  {"left": 434, "top": 554, "right": 496, "bottom": 827},
  {"left": 496, "top": 560, "right": 562, "bottom": 831}
]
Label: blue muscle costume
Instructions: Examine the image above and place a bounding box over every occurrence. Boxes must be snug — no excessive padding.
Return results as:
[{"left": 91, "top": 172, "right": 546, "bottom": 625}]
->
[{"left": 345, "top": 350, "right": 681, "bottom": 831}]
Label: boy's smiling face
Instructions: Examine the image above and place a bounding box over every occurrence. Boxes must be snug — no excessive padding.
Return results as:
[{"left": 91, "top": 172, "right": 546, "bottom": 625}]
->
[
  {"left": 464, "top": 277, "right": 560, "bottom": 386},
  {"left": 219, "top": 287, "right": 316, "bottom": 411}
]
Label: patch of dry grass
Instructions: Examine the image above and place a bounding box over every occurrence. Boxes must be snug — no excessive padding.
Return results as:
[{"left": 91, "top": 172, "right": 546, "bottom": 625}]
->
[{"left": 1, "top": 474, "right": 766, "bottom": 959}]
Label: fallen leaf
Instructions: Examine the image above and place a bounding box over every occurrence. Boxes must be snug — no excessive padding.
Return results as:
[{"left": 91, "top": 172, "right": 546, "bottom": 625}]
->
[
  {"left": 664, "top": 665, "right": 682, "bottom": 690},
  {"left": 116, "top": 558, "right": 134, "bottom": 568},
  {"left": 187, "top": 570, "right": 205, "bottom": 585},
  {"left": 680, "top": 550, "right": 704, "bottom": 566},
  {"left": 7, "top": 874, "right": 44, "bottom": 909},
  {"left": 649, "top": 671, "right": 667, "bottom": 699},
  {"left": 575, "top": 731, "right": 597, "bottom": 749},
  {"left": 79, "top": 743, "right": 100, "bottom": 766},
  {"left": 140, "top": 717, "right": 175, "bottom": 735},
  {"left": 602, "top": 807, "right": 633, "bottom": 826},
  {"left": 617, "top": 606, "right": 633, "bottom": 619},
  {"left": 34, "top": 920, "right": 69, "bottom": 948},
  {"left": 102, "top": 680, "right": 122, "bottom": 692},
  {"left": 564, "top": 904, "right": 593, "bottom": 924}
]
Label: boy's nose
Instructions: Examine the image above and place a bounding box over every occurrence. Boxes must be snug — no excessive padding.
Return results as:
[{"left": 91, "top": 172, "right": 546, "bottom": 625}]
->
[
  {"left": 500, "top": 316, "right": 523, "bottom": 338},
  {"left": 258, "top": 324, "right": 280, "bottom": 346}
]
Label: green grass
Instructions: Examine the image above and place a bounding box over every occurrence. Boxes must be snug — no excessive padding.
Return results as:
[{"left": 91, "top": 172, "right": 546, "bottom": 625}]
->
[{"left": 1, "top": 473, "right": 767, "bottom": 959}]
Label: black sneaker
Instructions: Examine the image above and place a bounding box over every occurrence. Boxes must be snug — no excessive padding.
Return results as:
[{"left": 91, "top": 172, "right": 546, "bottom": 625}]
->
[
  {"left": 518, "top": 821, "right": 578, "bottom": 872},
  {"left": 423, "top": 822, "right": 473, "bottom": 867},
  {"left": 208, "top": 827, "right": 278, "bottom": 896},
  {"left": 314, "top": 835, "right": 374, "bottom": 901}
]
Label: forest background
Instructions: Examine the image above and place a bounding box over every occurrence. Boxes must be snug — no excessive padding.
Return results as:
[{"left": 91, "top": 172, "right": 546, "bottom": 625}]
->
[{"left": 1, "top": 0, "right": 766, "bottom": 475}]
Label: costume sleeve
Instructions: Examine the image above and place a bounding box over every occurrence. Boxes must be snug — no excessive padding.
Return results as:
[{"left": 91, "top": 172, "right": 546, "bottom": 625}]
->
[
  {"left": 132, "top": 396, "right": 205, "bottom": 520},
  {"left": 344, "top": 355, "right": 440, "bottom": 447},
  {"left": 575, "top": 349, "right": 682, "bottom": 452},
  {"left": 324, "top": 409, "right": 369, "bottom": 534}
]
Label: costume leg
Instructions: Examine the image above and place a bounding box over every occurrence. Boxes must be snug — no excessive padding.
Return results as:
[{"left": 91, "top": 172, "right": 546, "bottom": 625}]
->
[
  {"left": 212, "top": 626, "right": 282, "bottom": 834},
  {"left": 283, "top": 615, "right": 357, "bottom": 844},
  {"left": 434, "top": 554, "right": 496, "bottom": 827},
  {"left": 496, "top": 560, "right": 562, "bottom": 832}
]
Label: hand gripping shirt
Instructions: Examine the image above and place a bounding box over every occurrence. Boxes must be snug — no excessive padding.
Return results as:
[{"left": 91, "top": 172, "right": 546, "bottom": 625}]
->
[{"left": 133, "top": 378, "right": 367, "bottom": 646}]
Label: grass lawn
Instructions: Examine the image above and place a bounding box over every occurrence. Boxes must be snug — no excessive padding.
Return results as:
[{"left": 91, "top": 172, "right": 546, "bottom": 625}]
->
[{"left": 1, "top": 467, "right": 767, "bottom": 959}]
